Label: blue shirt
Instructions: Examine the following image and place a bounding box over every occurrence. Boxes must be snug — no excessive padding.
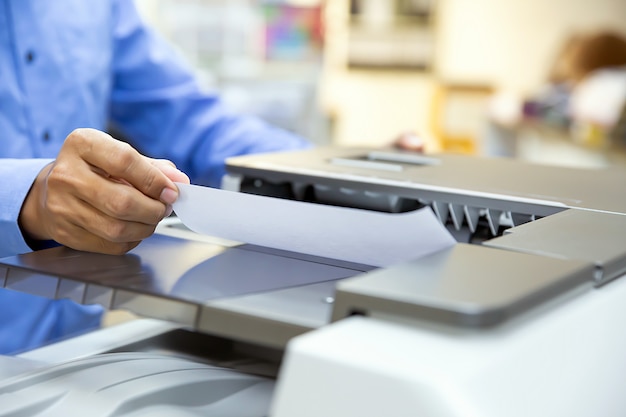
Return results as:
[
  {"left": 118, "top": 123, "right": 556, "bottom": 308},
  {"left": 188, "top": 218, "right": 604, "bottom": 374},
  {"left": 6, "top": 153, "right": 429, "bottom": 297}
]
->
[{"left": 0, "top": 0, "right": 310, "bottom": 354}]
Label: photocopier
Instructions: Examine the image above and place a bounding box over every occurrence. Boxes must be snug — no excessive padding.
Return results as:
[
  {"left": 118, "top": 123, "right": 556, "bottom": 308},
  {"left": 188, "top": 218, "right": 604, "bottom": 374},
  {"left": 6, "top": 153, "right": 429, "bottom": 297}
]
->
[{"left": 1, "top": 146, "right": 626, "bottom": 417}]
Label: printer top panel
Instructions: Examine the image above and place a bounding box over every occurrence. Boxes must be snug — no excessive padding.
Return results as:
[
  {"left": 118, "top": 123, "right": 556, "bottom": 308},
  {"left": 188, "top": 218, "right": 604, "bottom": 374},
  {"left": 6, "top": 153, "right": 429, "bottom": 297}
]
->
[{"left": 226, "top": 147, "right": 626, "bottom": 215}]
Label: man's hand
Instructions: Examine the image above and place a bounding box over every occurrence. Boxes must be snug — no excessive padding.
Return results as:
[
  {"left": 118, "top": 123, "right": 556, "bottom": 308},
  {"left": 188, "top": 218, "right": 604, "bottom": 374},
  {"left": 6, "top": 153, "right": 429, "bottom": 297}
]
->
[
  {"left": 19, "top": 128, "right": 190, "bottom": 255},
  {"left": 394, "top": 131, "right": 425, "bottom": 152}
]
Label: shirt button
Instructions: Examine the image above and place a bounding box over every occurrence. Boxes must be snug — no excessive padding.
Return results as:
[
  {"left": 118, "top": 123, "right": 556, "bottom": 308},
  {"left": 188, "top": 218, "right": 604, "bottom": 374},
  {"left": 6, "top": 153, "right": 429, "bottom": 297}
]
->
[
  {"left": 42, "top": 130, "right": 50, "bottom": 141},
  {"left": 25, "top": 50, "right": 35, "bottom": 64}
]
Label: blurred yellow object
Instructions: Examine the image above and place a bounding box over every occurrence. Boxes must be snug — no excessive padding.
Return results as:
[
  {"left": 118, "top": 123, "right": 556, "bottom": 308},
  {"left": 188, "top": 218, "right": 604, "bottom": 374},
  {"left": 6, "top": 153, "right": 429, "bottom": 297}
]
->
[
  {"left": 571, "top": 121, "right": 609, "bottom": 149},
  {"left": 430, "top": 83, "right": 493, "bottom": 154},
  {"left": 102, "top": 309, "right": 139, "bottom": 327}
]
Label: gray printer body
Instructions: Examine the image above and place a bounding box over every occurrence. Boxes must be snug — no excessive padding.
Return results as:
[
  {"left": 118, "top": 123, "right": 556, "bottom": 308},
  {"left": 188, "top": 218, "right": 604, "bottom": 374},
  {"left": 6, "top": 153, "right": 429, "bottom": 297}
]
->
[{"left": 1, "top": 147, "right": 626, "bottom": 416}]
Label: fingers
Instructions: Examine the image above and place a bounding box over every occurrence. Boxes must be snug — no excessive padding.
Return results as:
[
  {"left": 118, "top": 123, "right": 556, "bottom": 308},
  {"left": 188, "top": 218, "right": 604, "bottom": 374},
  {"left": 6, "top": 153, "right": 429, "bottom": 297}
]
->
[
  {"left": 394, "top": 131, "right": 425, "bottom": 153},
  {"left": 17, "top": 163, "right": 138, "bottom": 253},
  {"left": 146, "top": 159, "right": 190, "bottom": 217},
  {"left": 52, "top": 166, "right": 170, "bottom": 225},
  {"left": 65, "top": 128, "right": 179, "bottom": 204},
  {"left": 148, "top": 158, "right": 190, "bottom": 184},
  {"left": 50, "top": 217, "right": 144, "bottom": 256},
  {"left": 19, "top": 128, "right": 191, "bottom": 255},
  {"left": 46, "top": 195, "right": 153, "bottom": 255}
]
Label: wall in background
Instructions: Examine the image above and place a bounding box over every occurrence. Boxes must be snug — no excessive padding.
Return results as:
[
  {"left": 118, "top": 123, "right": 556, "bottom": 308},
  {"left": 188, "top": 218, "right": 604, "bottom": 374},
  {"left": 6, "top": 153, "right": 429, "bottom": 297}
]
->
[
  {"left": 135, "top": 0, "right": 330, "bottom": 145},
  {"left": 436, "top": 0, "right": 626, "bottom": 94},
  {"left": 135, "top": 0, "right": 626, "bottom": 158},
  {"left": 324, "top": 0, "right": 626, "bottom": 150}
]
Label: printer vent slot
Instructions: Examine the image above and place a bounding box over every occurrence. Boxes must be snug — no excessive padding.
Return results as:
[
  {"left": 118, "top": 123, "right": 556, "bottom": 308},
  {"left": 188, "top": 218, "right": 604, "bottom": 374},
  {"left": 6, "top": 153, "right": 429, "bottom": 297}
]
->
[{"left": 427, "top": 200, "right": 542, "bottom": 243}]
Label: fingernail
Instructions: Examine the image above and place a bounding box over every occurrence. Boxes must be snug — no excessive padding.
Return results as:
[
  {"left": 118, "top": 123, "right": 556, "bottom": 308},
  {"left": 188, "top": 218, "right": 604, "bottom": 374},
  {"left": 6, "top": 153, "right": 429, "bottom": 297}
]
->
[
  {"left": 164, "top": 204, "right": 173, "bottom": 217},
  {"left": 160, "top": 187, "right": 178, "bottom": 205}
]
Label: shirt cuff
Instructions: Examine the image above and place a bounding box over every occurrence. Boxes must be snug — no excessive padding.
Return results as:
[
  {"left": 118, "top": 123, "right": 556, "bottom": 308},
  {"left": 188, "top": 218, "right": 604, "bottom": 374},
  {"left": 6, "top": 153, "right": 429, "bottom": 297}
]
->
[{"left": 0, "top": 159, "right": 54, "bottom": 258}]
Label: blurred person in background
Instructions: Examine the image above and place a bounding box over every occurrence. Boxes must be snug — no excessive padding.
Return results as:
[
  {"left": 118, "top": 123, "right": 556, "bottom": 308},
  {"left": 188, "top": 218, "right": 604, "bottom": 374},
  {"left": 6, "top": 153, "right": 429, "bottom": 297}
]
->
[{"left": 486, "top": 30, "right": 626, "bottom": 156}]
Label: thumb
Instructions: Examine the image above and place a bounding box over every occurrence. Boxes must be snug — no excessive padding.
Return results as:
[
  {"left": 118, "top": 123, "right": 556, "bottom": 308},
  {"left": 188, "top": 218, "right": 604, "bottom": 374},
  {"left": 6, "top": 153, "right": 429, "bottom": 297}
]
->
[{"left": 148, "top": 158, "right": 191, "bottom": 185}]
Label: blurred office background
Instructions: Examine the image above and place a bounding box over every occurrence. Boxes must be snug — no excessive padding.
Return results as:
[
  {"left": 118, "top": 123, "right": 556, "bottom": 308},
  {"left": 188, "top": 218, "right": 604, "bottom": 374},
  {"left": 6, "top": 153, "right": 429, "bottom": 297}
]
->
[{"left": 135, "top": 0, "right": 626, "bottom": 168}]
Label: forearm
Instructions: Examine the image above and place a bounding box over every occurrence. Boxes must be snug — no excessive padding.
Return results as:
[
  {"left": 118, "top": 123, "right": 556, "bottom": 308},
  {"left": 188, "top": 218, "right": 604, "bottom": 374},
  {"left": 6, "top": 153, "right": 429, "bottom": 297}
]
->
[{"left": 0, "top": 158, "right": 54, "bottom": 258}]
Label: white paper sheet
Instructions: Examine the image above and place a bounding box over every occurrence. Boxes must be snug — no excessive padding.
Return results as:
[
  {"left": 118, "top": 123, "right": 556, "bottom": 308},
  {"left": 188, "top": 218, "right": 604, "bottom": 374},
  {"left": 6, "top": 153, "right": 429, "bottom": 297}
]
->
[{"left": 173, "top": 183, "right": 456, "bottom": 267}]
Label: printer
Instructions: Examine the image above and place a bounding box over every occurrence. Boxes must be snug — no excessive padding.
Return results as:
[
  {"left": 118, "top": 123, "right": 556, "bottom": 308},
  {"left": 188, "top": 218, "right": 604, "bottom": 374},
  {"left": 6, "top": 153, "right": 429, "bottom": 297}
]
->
[{"left": 1, "top": 147, "right": 626, "bottom": 416}]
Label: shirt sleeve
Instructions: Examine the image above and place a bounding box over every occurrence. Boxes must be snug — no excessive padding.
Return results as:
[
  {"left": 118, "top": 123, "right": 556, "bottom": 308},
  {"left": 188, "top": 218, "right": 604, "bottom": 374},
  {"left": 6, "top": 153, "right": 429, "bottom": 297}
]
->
[
  {"left": 0, "top": 158, "right": 53, "bottom": 258},
  {"left": 0, "top": 159, "right": 104, "bottom": 355},
  {"left": 0, "top": 290, "right": 103, "bottom": 355},
  {"left": 108, "top": 0, "right": 313, "bottom": 188},
  {"left": 0, "top": 158, "right": 104, "bottom": 354}
]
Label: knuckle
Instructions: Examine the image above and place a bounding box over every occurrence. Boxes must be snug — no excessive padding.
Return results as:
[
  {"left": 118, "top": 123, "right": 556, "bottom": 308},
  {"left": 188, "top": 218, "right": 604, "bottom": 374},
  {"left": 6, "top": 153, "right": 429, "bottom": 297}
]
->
[
  {"left": 66, "top": 128, "right": 83, "bottom": 141},
  {"left": 66, "top": 128, "right": 90, "bottom": 149},
  {"left": 42, "top": 193, "right": 71, "bottom": 224},
  {"left": 103, "top": 220, "right": 130, "bottom": 242},
  {"left": 46, "top": 164, "right": 74, "bottom": 189},
  {"left": 51, "top": 227, "right": 72, "bottom": 246},
  {"left": 142, "top": 171, "right": 158, "bottom": 193},
  {"left": 105, "top": 192, "right": 134, "bottom": 217},
  {"left": 115, "top": 142, "right": 136, "bottom": 170},
  {"left": 44, "top": 199, "right": 65, "bottom": 219}
]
